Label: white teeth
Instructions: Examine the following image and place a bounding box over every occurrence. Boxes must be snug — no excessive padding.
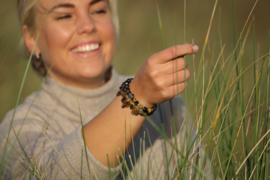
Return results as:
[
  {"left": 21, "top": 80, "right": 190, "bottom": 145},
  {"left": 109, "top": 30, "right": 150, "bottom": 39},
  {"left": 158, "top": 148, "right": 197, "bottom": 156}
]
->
[{"left": 72, "top": 44, "right": 99, "bottom": 53}]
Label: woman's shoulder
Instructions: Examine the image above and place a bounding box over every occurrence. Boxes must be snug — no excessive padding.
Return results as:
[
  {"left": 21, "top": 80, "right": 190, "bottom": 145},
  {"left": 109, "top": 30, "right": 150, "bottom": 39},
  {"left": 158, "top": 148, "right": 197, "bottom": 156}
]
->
[
  {"left": 3, "top": 92, "right": 36, "bottom": 118},
  {"left": 1, "top": 90, "right": 52, "bottom": 129}
]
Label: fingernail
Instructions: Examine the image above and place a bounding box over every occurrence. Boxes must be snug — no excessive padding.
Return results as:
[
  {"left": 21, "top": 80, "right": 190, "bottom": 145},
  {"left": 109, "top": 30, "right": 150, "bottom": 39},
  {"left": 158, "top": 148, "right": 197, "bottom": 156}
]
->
[{"left": 192, "top": 45, "right": 199, "bottom": 52}]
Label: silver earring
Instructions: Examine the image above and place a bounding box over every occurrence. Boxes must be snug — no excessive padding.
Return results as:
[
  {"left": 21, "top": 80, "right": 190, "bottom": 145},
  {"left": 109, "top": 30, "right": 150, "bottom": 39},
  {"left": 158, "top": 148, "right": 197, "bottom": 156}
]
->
[{"left": 35, "top": 51, "right": 40, "bottom": 59}]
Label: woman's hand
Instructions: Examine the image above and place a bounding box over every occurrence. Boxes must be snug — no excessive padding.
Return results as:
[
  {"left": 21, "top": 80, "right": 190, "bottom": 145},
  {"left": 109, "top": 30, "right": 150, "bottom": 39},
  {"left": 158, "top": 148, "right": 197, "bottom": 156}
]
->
[{"left": 130, "top": 44, "right": 199, "bottom": 107}]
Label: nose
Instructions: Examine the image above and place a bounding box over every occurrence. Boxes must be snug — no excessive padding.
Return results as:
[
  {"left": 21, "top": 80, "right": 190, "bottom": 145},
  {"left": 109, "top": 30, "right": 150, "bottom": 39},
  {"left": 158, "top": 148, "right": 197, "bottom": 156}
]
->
[{"left": 77, "top": 13, "right": 96, "bottom": 34}]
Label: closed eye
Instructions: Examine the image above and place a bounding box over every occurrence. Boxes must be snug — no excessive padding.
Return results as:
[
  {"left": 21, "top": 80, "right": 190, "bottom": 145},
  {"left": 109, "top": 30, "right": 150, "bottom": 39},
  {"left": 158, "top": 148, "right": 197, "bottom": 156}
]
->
[
  {"left": 57, "top": 15, "right": 72, "bottom": 20},
  {"left": 93, "top": 10, "right": 106, "bottom": 14}
]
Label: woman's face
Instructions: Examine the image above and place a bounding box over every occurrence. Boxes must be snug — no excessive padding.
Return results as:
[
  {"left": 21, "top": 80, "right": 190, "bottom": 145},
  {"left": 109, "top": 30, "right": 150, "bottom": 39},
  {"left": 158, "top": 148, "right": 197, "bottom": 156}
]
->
[{"left": 28, "top": 0, "right": 116, "bottom": 88}]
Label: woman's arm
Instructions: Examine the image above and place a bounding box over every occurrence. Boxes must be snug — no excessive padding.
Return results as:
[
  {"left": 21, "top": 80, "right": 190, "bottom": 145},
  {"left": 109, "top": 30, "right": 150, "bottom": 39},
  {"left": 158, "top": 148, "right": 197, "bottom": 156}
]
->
[
  {"left": 0, "top": 44, "right": 198, "bottom": 179},
  {"left": 83, "top": 44, "right": 199, "bottom": 167}
]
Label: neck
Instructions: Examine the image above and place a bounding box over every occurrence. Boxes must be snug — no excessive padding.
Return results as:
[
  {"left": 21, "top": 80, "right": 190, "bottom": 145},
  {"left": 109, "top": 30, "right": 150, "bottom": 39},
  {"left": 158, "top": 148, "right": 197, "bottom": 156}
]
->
[{"left": 48, "top": 67, "right": 112, "bottom": 90}]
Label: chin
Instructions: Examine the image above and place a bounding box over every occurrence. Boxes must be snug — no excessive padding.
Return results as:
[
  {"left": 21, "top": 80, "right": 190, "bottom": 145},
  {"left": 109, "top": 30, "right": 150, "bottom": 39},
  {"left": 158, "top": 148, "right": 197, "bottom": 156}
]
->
[{"left": 78, "top": 68, "right": 108, "bottom": 80}]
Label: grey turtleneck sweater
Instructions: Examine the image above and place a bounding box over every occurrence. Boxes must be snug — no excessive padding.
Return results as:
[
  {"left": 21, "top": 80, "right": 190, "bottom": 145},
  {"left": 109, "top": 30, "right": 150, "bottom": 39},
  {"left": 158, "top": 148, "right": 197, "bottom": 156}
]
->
[{"left": 0, "top": 69, "right": 212, "bottom": 179}]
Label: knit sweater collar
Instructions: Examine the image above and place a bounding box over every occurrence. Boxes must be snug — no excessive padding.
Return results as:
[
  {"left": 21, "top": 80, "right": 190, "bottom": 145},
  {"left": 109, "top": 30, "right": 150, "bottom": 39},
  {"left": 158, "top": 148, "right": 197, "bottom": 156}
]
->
[{"left": 41, "top": 69, "right": 123, "bottom": 112}]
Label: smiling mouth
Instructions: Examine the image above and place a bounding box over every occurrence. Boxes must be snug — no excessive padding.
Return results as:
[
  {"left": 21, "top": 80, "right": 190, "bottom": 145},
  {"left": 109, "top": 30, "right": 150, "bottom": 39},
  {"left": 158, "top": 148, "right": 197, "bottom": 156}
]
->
[{"left": 71, "top": 44, "right": 100, "bottom": 53}]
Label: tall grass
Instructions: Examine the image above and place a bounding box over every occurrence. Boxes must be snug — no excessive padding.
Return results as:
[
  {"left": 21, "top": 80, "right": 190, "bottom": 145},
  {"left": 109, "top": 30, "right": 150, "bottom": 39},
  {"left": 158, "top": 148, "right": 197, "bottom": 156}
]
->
[
  {"left": 0, "top": 32, "right": 41, "bottom": 179},
  {"left": 0, "top": 0, "right": 270, "bottom": 179}
]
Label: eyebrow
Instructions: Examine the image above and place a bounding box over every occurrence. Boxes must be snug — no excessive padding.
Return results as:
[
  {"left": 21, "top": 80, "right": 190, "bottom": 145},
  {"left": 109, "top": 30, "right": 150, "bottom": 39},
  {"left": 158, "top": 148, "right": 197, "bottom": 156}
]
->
[
  {"left": 49, "top": 0, "right": 104, "bottom": 12},
  {"left": 90, "top": 0, "right": 104, "bottom": 6},
  {"left": 49, "top": 4, "right": 74, "bottom": 12}
]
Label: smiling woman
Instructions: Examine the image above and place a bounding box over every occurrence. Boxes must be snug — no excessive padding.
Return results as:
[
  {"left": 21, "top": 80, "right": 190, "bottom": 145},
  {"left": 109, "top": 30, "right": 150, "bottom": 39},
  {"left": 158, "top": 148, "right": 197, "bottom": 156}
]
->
[
  {"left": 0, "top": 0, "right": 213, "bottom": 179},
  {"left": 23, "top": 0, "right": 117, "bottom": 88}
]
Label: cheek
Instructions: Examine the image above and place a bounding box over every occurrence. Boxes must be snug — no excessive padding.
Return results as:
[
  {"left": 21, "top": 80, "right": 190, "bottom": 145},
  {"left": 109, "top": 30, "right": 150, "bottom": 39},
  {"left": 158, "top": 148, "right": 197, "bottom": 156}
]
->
[
  {"left": 100, "top": 19, "right": 116, "bottom": 42},
  {"left": 38, "top": 26, "right": 72, "bottom": 62},
  {"left": 43, "top": 25, "right": 72, "bottom": 49},
  {"left": 99, "top": 19, "right": 116, "bottom": 58}
]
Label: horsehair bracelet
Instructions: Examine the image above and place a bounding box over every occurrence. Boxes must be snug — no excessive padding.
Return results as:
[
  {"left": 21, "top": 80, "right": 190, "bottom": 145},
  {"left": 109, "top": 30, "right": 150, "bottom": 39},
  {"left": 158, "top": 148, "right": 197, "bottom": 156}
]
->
[{"left": 116, "top": 78, "right": 157, "bottom": 116}]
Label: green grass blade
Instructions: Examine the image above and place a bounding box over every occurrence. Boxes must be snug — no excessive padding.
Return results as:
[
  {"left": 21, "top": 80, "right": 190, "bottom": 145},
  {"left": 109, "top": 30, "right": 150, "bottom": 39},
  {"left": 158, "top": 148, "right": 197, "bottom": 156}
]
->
[
  {"left": 0, "top": 32, "right": 40, "bottom": 179},
  {"left": 117, "top": 155, "right": 125, "bottom": 179},
  {"left": 118, "top": 148, "right": 132, "bottom": 180},
  {"left": 106, "top": 153, "right": 112, "bottom": 180},
  {"left": 2, "top": 65, "right": 53, "bottom": 179},
  {"left": 77, "top": 97, "right": 92, "bottom": 180},
  {"left": 265, "top": 31, "right": 270, "bottom": 180},
  {"left": 79, "top": 148, "right": 83, "bottom": 180},
  {"left": 146, "top": 128, "right": 162, "bottom": 179},
  {"left": 128, "top": 155, "right": 138, "bottom": 180}
]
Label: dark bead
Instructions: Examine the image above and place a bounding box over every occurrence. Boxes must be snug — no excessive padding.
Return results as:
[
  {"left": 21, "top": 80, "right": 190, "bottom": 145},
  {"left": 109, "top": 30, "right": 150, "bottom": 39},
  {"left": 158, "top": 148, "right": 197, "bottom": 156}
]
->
[
  {"left": 127, "top": 79, "right": 131, "bottom": 83},
  {"left": 128, "top": 93, "right": 134, "bottom": 99},
  {"left": 116, "top": 91, "right": 121, "bottom": 96},
  {"left": 143, "top": 107, "right": 148, "bottom": 113},
  {"left": 122, "top": 82, "right": 128, "bottom": 87},
  {"left": 125, "top": 87, "right": 130, "bottom": 91},
  {"left": 121, "top": 97, "right": 126, "bottom": 102},
  {"left": 134, "top": 101, "right": 139, "bottom": 106},
  {"left": 130, "top": 104, "right": 134, "bottom": 109}
]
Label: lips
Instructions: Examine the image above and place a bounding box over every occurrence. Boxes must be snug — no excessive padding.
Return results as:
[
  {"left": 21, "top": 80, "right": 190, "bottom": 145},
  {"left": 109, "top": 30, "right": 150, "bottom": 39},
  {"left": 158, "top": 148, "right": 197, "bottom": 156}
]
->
[
  {"left": 71, "top": 43, "right": 100, "bottom": 53},
  {"left": 70, "top": 41, "right": 101, "bottom": 58}
]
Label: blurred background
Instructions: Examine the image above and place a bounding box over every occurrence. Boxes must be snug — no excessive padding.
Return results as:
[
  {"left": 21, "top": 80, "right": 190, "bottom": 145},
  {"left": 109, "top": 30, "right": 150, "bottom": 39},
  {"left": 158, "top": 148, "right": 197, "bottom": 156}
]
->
[{"left": 0, "top": 0, "right": 269, "bottom": 126}]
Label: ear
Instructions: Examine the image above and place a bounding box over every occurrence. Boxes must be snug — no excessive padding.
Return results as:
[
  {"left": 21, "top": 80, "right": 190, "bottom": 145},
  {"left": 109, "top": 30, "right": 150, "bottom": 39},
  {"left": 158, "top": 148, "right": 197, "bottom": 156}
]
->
[{"left": 22, "top": 25, "right": 40, "bottom": 54}]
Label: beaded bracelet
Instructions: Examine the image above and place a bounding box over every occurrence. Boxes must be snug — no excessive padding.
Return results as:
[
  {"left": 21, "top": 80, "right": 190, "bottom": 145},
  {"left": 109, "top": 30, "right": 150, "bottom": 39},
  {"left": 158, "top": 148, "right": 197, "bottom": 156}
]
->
[{"left": 116, "top": 78, "right": 157, "bottom": 116}]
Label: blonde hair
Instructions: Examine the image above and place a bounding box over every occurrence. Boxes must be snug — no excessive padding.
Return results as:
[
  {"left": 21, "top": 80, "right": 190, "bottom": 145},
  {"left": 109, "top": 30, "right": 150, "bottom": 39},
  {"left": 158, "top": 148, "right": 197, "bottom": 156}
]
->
[{"left": 17, "top": 0, "right": 119, "bottom": 77}]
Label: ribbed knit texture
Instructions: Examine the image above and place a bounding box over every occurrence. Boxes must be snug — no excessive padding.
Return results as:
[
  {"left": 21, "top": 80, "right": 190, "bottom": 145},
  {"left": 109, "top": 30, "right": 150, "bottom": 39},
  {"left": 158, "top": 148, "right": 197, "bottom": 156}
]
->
[{"left": 0, "top": 69, "right": 213, "bottom": 179}]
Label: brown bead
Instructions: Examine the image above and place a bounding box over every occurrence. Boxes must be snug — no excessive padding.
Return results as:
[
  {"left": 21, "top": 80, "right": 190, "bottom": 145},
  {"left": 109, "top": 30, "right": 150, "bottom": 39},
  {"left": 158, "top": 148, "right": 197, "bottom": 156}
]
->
[
  {"left": 131, "top": 106, "right": 140, "bottom": 115},
  {"left": 121, "top": 101, "right": 130, "bottom": 108},
  {"left": 134, "top": 110, "right": 140, "bottom": 115},
  {"left": 116, "top": 92, "right": 120, "bottom": 96},
  {"left": 121, "top": 97, "right": 127, "bottom": 102}
]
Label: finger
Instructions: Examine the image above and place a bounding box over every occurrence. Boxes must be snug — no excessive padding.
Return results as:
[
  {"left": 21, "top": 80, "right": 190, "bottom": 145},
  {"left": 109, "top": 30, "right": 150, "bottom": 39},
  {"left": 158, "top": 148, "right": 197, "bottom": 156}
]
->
[
  {"left": 154, "top": 69, "right": 190, "bottom": 89},
  {"left": 150, "top": 44, "right": 199, "bottom": 64},
  {"left": 150, "top": 58, "right": 187, "bottom": 78},
  {"left": 162, "top": 57, "right": 188, "bottom": 74},
  {"left": 164, "top": 70, "right": 191, "bottom": 86},
  {"left": 164, "top": 82, "right": 188, "bottom": 99}
]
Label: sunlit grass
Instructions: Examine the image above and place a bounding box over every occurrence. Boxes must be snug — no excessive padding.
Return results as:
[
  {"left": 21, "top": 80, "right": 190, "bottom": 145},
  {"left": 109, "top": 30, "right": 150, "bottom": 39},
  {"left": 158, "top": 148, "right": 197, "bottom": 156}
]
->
[{"left": 0, "top": 0, "right": 270, "bottom": 179}]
